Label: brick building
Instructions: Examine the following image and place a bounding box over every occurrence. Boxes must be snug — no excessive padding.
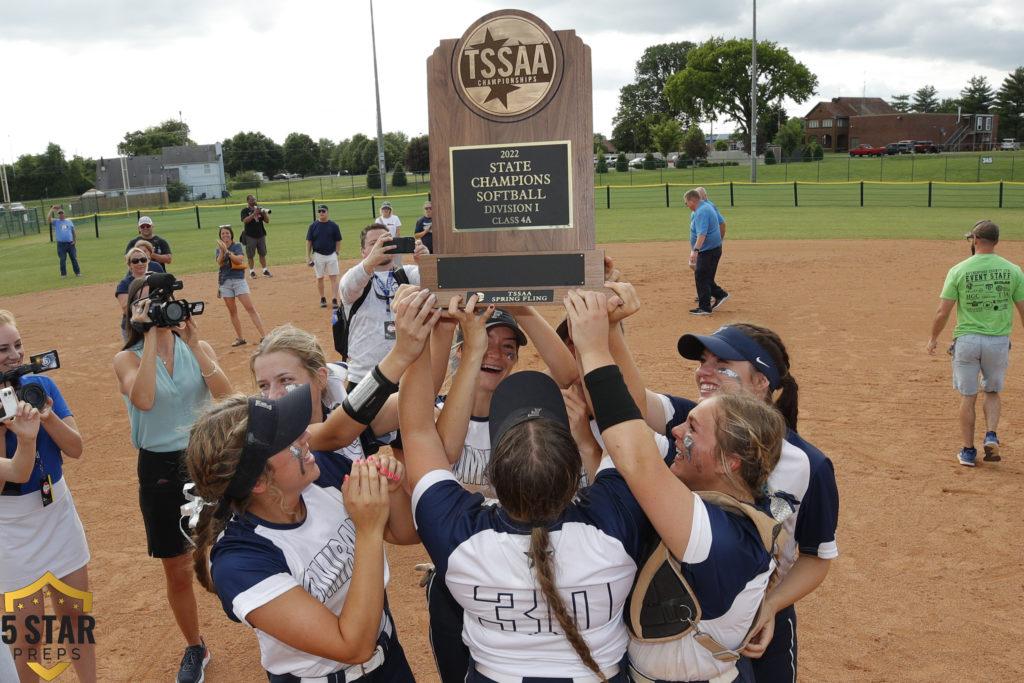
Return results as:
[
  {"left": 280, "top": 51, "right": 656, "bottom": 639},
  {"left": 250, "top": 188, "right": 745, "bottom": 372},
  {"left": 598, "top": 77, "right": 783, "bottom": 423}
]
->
[{"left": 803, "top": 97, "right": 998, "bottom": 152}]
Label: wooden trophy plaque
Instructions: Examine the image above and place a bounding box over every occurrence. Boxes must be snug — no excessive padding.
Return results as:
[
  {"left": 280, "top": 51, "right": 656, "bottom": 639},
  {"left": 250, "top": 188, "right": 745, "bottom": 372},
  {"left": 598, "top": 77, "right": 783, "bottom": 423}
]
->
[{"left": 419, "top": 9, "right": 603, "bottom": 305}]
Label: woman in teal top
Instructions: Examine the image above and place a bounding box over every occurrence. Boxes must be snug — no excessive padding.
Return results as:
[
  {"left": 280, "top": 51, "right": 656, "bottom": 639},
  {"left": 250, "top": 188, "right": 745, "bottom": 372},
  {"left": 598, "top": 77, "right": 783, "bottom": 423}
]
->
[{"left": 113, "top": 274, "right": 233, "bottom": 683}]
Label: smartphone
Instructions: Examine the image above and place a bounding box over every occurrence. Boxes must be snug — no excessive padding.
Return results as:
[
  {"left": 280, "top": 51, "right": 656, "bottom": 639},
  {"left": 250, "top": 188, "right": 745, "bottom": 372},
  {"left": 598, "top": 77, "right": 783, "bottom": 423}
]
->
[
  {"left": 0, "top": 386, "right": 16, "bottom": 423},
  {"left": 390, "top": 236, "right": 417, "bottom": 253}
]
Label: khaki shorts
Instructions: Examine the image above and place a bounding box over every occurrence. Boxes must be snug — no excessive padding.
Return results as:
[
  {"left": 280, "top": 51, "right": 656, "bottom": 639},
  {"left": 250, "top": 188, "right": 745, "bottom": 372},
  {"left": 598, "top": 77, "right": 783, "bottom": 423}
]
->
[
  {"left": 313, "top": 251, "right": 339, "bottom": 278},
  {"left": 952, "top": 333, "right": 1010, "bottom": 395}
]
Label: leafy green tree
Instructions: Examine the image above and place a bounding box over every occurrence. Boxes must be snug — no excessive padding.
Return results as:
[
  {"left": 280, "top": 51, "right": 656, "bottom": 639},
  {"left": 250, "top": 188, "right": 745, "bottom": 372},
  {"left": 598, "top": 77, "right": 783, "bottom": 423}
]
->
[
  {"left": 318, "top": 138, "right": 338, "bottom": 173},
  {"left": 664, "top": 37, "right": 817, "bottom": 155},
  {"left": 652, "top": 118, "right": 683, "bottom": 159},
  {"left": 611, "top": 41, "right": 696, "bottom": 151},
  {"left": 960, "top": 75, "right": 994, "bottom": 114},
  {"left": 340, "top": 134, "right": 375, "bottom": 175},
  {"left": 366, "top": 164, "right": 381, "bottom": 189},
  {"left": 889, "top": 94, "right": 910, "bottom": 113},
  {"left": 405, "top": 135, "right": 430, "bottom": 173},
  {"left": 642, "top": 152, "right": 656, "bottom": 170},
  {"left": 391, "top": 163, "right": 407, "bottom": 187},
  {"left": 764, "top": 149, "right": 776, "bottom": 165},
  {"left": 681, "top": 125, "right": 707, "bottom": 160},
  {"left": 911, "top": 85, "right": 939, "bottom": 113},
  {"left": 595, "top": 151, "right": 608, "bottom": 174},
  {"left": 593, "top": 133, "right": 610, "bottom": 154},
  {"left": 936, "top": 97, "right": 961, "bottom": 114},
  {"left": 773, "top": 118, "right": 805, "bottom": 160},
  {"left": 222, "top": 131, "right": 283, "bottom": 177},
  {"left": 615, "top": 152, "right": 628, "bottom": 172},
  {"left": 228, "top": 170, "right": 262, "bottom": 191},
  {"left": 382, "top": 131, "right": 409, "bottom": 170},
  {"left": 994, "top": 66, "right": 1024, "bottom": 141},
  {"left": 715, "top": 140, "right": 729, "bottom": 151},
  {"left": 119, "top": 120, "right": 194, "bottom": 156},
  {"left": 283, "top": 133, "right": 319, "bottom": 176},
  {"left": 9, "top": 143, "right": 84, "bottom": 199}
]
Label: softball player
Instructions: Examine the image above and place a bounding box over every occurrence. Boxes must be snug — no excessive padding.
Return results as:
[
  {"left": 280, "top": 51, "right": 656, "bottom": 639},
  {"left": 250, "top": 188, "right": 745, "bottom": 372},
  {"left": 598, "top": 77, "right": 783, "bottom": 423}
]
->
[
  {"left": 645, "top": 323, "right": 840, "bottom": 682},
  {"left": 397, "top": 292, "right": 647, "bottom": 680}
]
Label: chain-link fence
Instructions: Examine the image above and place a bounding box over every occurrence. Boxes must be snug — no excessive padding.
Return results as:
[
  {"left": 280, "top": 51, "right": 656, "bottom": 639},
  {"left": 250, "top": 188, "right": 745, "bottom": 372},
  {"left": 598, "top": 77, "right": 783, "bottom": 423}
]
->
[{"left": 0, "top": 207, "right": 42, "bottom": 240}]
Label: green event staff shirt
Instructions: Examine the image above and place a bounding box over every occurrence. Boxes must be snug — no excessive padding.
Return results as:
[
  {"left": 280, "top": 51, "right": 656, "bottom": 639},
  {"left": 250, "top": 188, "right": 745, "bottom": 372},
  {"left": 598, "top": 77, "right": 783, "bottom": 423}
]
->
[{"left": 940, "top": 253, "right": 1024, "bottom": 338}]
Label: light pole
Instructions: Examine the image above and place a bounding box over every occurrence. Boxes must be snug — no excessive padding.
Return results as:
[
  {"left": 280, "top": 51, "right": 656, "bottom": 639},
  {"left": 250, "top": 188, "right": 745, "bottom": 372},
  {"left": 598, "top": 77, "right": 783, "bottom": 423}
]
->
[
  {"left": 370, "top": 0, "right": 388, "bottom": 196},
  {"left": 750, "top": 0, "right": 758, "bottom": 182}
]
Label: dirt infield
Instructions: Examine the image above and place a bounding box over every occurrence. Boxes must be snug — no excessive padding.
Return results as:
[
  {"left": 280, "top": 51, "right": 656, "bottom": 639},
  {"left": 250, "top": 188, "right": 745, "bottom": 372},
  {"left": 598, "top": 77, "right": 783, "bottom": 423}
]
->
[{"left": 5, "top": 238, "right": 1023, "bottom": 681}]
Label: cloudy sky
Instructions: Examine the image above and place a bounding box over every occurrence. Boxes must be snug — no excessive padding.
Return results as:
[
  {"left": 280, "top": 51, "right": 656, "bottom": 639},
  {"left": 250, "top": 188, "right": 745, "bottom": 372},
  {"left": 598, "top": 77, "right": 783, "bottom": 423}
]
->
[{"left": 3, "top": 0, "right": 1022, "bottom": 162}]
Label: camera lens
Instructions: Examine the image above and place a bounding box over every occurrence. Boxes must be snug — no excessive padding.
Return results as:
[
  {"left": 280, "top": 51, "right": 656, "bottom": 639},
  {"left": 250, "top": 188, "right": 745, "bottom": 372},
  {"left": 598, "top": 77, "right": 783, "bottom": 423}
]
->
[
  {"left": 165, "top": 301, "right": 185, "bottom": 324},
  {"left": 19, "top": 383, "right": 47, "bottom": 410}
]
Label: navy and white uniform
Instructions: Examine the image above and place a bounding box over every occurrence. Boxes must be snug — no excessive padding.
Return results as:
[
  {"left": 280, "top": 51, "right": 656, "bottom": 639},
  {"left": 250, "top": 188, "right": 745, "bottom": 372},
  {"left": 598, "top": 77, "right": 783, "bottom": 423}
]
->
[
  {"left": 412, "top": 458, "right": 649, "bottom": 678},
  {"left": 627, "top": 493, "right": 775, "bottom": 681},
  {"left": 210, "top": 452, "right": 409, "bottom": 680},
  {"left": 661, "top": 394, "right": 840, "bottom": 682}
]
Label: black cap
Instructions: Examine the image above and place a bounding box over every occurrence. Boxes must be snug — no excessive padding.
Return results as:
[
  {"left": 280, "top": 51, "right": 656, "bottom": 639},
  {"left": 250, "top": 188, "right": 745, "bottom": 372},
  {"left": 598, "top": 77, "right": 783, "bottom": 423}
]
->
[
  {"left": 489, "top": 371, "right": 569, "bottom": 450},
  {"left": 455, "top": 307, "right": 528, "bottom": 347},
  {"left": 225, "top": 385, "right": 312, "bottom": 498}
]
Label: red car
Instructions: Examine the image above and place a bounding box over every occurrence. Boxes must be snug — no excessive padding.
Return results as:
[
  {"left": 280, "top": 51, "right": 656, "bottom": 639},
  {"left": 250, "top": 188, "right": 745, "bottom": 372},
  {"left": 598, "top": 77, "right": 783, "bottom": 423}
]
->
[{"left": 849, "top": 144, "right": 885, "bottom": 157}]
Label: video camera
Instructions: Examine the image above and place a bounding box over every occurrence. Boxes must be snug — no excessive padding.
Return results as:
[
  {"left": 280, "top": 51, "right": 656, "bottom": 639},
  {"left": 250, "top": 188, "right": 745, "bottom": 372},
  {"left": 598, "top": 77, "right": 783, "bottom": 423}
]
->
[
  {"left": 0, "top": 350, "right": 60, "bottom": 411},
  {"left": 140, "top": 273, "right": 205, "bottom": 329}
]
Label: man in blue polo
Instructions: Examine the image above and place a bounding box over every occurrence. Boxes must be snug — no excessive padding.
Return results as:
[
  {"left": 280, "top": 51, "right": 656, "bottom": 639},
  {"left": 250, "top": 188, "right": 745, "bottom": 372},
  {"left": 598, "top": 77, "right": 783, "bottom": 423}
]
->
[
  {"left": 685, "top": 188, "right": 727, "bottom": 315},
  {"left": 47, "top": 205, "right": 81, "bottom": 278}
]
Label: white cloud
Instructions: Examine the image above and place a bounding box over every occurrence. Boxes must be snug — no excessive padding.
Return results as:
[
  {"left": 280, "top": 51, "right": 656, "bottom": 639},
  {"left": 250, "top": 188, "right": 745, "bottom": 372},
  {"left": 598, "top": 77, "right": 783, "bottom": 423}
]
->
[{"left": 3, "top": 0, "right": 1022, "bottom": 160}]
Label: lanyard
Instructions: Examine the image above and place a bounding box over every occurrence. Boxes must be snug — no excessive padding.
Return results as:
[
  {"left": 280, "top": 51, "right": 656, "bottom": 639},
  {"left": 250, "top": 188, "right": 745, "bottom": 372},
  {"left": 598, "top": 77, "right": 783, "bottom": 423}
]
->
[{"left": 373, "top": 271, "right": 396, "bottom": 316}]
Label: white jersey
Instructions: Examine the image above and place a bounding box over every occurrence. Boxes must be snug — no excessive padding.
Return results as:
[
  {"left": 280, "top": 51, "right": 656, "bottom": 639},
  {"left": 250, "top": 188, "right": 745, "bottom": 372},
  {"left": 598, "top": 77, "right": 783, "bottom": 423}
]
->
[
  {"left": 210, "top": 454, "right": 390, "bottom": 678},
  {"left": 412, "top": 460, "right": 650, "bottom": 678},
  {"left": 435, "top": 400, "right": 495, "bottom": 497},
  {"left": 627, "top": 494, "right": 775, "bottom": 681},
  {"left": 339, "top": 265, "right": 420, "bottom": 383}
]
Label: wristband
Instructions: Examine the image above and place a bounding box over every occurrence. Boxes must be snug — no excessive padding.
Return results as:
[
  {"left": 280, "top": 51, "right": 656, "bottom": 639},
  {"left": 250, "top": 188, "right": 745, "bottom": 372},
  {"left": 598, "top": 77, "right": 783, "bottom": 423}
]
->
[
  {"left": 584, "top": 365, "right": 642, "bottom": 433},
  {"left": 342, "top": 365, "right": 399, "bottom": 424}
]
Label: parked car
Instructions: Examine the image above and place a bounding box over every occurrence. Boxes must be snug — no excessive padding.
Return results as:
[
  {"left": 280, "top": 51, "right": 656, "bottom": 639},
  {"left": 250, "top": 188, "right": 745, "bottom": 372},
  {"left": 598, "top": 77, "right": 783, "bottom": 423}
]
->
[
  {"left": 8, "top": 202, "right": 26, "bottom": 211},
  {"left": 1000, "top": 139, "right": 1020, "bottom": 151},
  {"left": 628, "top": 156, "right": 644, "bottom": 168},
  {"left": 885, "top": 143, "right": 901, "bottom": 155},
  {"left": 913, "top": 140, "right": 939, "bottom": 153},
  {"left": 272, "top": 173, "right": 289, "bottom": 180},
  {"left": 897, "top": 140, "right": 915, "bottom": 154},
  {"left": 850, "top": 144, "right": 886, "bottom": 157}
]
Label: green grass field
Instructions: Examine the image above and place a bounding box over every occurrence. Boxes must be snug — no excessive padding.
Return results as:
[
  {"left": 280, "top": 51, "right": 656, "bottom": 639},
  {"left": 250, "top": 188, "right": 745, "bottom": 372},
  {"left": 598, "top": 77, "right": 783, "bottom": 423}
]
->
[{"left": 4, "top": 202, "right": 1023, "bottom": 297}]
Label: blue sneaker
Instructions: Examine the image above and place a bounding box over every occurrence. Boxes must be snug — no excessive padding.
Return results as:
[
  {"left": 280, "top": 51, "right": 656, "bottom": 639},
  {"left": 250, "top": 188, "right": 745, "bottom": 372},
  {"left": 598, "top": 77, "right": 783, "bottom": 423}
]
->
[
  {"left": 983, "top": 432, "right": 1001, "bottom": 462},
  {"left": 176, "top": 637, "right": 209, "bottom": 683},
  {"left": 957, "top": 447, "right": 977, "bottom": 467}
]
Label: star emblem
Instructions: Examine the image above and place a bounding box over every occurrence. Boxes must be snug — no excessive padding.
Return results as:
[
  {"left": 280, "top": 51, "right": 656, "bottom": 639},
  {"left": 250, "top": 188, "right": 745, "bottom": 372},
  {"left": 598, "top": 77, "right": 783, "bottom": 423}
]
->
[{"left": 468, "top": 29, "right": 521, "bottom": 108}]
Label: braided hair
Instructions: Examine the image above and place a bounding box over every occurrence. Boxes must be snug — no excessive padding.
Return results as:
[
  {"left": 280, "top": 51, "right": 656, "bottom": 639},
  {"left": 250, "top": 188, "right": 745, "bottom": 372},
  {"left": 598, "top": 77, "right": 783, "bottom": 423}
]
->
[
  {"left": 489, "top": 419, "right": 607, "bottom": 681},
  {"left": 184, "top": 394, "right": 270, "bottom": 592}
]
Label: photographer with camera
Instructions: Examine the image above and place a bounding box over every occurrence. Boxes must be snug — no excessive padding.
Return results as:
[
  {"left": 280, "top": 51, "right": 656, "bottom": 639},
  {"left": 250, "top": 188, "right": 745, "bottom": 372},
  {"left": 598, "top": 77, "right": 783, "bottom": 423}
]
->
[
  {"left": 241, "top": 194, "right": 272, "bottom": 278},
  {"left": 113, "top": 275, "right": 232, "bottom": 683},
  {"left": 0, "top": 309, "right": 95, "bottom": 682},
  {"left": 216, "top": 225, "right": 267, "bottom": 347}
]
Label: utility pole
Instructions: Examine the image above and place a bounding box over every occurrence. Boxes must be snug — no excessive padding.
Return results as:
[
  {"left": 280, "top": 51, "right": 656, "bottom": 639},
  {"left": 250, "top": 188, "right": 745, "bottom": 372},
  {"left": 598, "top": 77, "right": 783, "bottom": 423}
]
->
[
  {"left": 370, "top": 0, "right": 388, "bottom": 196},
  {"left": 750, "top": 0, "right": 758, "bottom": 183}
]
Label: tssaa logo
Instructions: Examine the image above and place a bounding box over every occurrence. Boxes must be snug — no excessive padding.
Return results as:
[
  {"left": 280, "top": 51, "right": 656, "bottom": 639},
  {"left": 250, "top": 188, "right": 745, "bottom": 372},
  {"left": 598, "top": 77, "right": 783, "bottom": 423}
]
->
[
  {"left": 457, "top": 14, "right": 558, "bottom": 117},
  {"left": 3, "top": 572, "right": 95, "bottom": 681}
]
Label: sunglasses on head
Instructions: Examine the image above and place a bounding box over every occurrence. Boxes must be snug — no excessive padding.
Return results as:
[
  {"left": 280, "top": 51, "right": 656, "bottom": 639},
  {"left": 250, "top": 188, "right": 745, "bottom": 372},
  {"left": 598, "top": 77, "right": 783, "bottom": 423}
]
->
[{"left": 130, "top": 257, "right": 149, "bottom": 264}]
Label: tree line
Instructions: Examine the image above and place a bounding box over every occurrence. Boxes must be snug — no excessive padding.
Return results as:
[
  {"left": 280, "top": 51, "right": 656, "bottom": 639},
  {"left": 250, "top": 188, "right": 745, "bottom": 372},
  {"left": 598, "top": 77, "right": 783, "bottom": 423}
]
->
[
  {"left": 2, "top": 120, "right": 432, "bottom": 203},
  {"left": 608, "top": 37, "right": 1024, "bottom": 157}
]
